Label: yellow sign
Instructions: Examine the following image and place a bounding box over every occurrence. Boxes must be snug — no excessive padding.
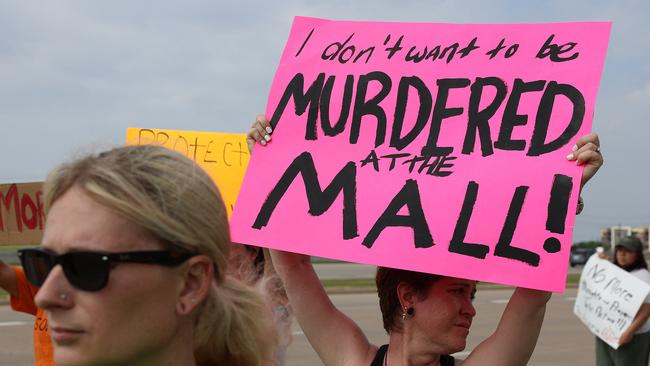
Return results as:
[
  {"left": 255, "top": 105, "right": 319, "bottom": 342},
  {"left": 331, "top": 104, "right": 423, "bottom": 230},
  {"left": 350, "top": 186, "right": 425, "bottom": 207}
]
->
[
  {"left": 126, "top": 128, "right": 250, "bottom": 217},
  {"left": 0, "top": 182, "right": 44, "bottom": 246}
]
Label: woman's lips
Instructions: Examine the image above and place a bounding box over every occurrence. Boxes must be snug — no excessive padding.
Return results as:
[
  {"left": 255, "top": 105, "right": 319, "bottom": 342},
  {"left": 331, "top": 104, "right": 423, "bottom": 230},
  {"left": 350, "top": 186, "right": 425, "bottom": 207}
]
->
[
  {"left": 454, "top": 321, "right": 471, "bottom": 332},
  {"left": 50, "top": 326, "right": 85, "bottom": 344}
]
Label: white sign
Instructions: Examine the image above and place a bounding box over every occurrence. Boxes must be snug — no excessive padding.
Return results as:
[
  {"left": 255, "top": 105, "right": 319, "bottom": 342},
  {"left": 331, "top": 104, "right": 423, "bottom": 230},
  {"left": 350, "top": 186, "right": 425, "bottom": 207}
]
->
[{"left": 574, "top": 255, "right": 650, "bottom": 348}]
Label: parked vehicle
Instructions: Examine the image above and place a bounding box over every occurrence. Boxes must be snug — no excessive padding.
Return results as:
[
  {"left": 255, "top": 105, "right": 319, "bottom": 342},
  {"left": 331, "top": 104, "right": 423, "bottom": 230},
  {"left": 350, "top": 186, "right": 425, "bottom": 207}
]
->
[{"left": 569, "top": 247, "right": 597, "bottom": 267}]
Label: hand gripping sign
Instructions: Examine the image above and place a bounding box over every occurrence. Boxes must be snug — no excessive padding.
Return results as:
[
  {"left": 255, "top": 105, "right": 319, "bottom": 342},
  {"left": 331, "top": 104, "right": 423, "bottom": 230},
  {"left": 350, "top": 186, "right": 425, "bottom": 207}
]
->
[{"left": 231, "top": 17, "right": 611, "bottom": 291}]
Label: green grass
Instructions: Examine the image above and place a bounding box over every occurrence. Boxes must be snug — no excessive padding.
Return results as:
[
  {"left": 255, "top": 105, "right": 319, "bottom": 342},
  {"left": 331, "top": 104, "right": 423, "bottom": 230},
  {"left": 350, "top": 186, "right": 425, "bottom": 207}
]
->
[
  {"left": 322, "top": 278, "right": 376, "bottom": 288},
  {"left": 0, "top": 245, "right": 32, "bottom": 253},
  {"left": 321, "top": 272, "right": 583, "bottom": 292},
  {"left": 311, "top": 257, "right": 343, "bottom": 264},
  {"left": 566, "top": 272, "right": 581, "bottom": 285},
  {"left": 0, "top": 246, "right": 23, "bottom": 265}
]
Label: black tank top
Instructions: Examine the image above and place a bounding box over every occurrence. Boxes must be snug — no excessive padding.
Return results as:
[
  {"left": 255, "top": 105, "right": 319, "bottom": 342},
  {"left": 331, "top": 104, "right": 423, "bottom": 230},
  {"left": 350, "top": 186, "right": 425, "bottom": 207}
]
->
[{"left": 370, "top": 345, "right": 456, "bottom": 366}]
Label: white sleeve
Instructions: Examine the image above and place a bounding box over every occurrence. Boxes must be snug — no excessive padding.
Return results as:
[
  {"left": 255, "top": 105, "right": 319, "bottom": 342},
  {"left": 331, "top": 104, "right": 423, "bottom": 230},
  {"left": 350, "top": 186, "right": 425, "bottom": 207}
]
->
[{"left": 632, "top": 269, "right": 650, "bottom": 303}]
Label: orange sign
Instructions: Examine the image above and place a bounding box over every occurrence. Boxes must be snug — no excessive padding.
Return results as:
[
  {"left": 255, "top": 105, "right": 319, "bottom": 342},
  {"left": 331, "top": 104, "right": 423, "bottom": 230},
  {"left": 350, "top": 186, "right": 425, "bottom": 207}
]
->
[{"left": 126, "top": 128, "right": 250, "bottom": 217}]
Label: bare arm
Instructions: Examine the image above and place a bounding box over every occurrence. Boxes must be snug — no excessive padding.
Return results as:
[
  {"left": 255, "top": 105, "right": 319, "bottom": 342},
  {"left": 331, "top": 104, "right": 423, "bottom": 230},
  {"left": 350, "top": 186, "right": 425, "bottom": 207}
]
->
[
  {"left": 270, "top": 250, "right": 376, "bottom": 366},
  {"left": 464, "top": 134, "right": 602, "bottom": 365},
  {"left": 0, "top": 260, "right": 18, "bottom": 297},
  {"left": 462, "top": 288, "right": 550, "bottom": 366},
  {"left": 619, "top": 303, "right": 650, "bottom": 345},
  {"left": 248, "top": 114, "right": 377, "bottom": 365}
]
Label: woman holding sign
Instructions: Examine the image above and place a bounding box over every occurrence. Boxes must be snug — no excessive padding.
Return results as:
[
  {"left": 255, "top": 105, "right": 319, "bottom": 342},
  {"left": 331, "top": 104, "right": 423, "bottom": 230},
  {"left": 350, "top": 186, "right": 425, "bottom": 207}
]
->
[
  {"left": 248, "top": 115, "right": 603, "bottom": 366},
  {"left": 596, "top": 235, "right": 650, "bottom": 366},
  {"left": 20, "top": 145, "right": 277, "bottom": 366}
]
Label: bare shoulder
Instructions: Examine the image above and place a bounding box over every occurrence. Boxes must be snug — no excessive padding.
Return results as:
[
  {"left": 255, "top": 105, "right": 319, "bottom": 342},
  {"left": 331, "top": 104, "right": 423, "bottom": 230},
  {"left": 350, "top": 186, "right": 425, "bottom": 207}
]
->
[{"left": 350, "top": 344, "right": 380, "bottom": 366}]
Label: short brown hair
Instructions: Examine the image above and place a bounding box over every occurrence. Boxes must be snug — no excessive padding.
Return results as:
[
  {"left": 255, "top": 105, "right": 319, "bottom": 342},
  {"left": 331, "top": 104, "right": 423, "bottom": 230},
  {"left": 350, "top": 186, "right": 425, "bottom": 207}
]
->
[{"left": 376, "top": 267, "right": 440, "bottom": 333}]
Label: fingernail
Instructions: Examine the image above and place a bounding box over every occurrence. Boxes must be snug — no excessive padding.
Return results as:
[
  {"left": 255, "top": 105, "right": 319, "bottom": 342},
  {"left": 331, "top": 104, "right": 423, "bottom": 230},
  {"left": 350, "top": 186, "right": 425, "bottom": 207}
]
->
[
  {"left": 261, "top": 140, "right": 267, "bottom": 145},
  {"left": 266, "top": 127, "right": 273, "bottom": 134},
  {"left": 264, "top": 134, "right": 271, "bottom": 142},
  {"left": 572, "top": 144, "right": 578, "bottom": 151},
  {"left": 566, "top": 154, "right": 574, "bottom": 160}
]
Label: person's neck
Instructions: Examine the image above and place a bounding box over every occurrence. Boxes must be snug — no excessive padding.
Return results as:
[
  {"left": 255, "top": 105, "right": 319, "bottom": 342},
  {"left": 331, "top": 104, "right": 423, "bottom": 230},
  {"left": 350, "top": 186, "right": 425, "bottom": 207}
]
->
[
  {"left": 387, "top": 331, "right": 445, "bottom": 366},
  {"left": 125, "top": 324, "right": 197, "bottom": 366},
  {"left": 118, "top": 348, "right": 196, "bottom": 366}
]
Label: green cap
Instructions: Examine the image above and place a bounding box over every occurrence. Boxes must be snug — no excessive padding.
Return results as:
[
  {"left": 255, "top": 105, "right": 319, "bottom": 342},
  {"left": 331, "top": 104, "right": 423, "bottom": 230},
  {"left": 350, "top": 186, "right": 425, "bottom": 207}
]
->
[{"left": 616, "top": 236, "right": 643, "bottom": 252}]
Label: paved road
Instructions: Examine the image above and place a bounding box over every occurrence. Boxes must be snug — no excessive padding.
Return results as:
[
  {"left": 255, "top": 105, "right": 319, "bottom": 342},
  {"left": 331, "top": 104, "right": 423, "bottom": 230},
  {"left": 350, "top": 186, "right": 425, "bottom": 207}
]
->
[
  {"left": 0, "top": 306, "right": 35, "bottom": 365},
  {"left": 285, "top": 288, "right": 595, "bottom": 366},
  {"left": 0, "top": 251, "right": 19, "bottom": 265},
  {"left": 314, "top": 262, "right": 378, "bottom": 279},
  {"left": 1, "top": 288, "right": 596, "bottom": 366}
]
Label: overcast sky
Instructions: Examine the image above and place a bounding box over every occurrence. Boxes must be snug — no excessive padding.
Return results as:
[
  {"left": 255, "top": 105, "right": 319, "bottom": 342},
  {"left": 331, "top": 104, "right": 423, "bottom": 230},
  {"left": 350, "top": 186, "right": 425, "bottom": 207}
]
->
[{"left": 0, "top": 1, "right": 647, "bottom": 242}]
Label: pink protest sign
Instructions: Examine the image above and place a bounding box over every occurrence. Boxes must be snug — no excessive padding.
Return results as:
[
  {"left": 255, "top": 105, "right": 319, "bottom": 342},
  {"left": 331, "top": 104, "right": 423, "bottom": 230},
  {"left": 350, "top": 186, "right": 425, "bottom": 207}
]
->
[{"left": 231, "top": 16, "right": 611, "bottom": 292}]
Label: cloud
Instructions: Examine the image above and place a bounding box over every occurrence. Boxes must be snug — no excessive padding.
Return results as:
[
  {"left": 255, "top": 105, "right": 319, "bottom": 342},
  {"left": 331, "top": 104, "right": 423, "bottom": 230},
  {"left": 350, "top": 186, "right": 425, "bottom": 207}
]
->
[
  {"left": 626, "top": 82, "right": 650, "bottom": 104},
  {"left": 0, "top": 0, "right": 648, "bottom": 242}
]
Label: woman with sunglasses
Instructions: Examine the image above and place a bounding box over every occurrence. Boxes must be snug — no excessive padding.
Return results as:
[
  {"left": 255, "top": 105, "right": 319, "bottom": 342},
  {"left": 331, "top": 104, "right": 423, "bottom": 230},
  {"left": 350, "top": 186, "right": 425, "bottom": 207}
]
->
[
  {"left": 248, "top": 115, "right": 603, "bottom": 366},
  {"left": 19, "top": 145, "right": 277, "bottom": 366}
]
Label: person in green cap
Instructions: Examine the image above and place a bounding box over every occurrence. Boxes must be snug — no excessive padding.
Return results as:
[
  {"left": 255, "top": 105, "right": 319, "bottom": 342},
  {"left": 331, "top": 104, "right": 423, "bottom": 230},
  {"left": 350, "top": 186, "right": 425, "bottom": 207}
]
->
[{"left": 596, "top": 235, "right": 650, "bottom": 366}]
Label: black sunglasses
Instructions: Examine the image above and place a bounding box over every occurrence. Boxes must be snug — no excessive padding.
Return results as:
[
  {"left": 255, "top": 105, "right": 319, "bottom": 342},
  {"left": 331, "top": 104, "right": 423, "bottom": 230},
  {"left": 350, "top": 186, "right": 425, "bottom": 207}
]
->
[{"left": 17, "top": 248, "right": 195, "bottom": 292}]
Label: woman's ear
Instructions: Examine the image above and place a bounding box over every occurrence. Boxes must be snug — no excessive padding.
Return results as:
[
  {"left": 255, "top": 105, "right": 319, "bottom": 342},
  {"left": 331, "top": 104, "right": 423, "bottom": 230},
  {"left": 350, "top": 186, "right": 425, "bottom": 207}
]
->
[
  {"left": 177, "top": 255, "right": 213, "bottom": 315},
  {"left": 396, "top": 281, "right": 415, "bottom": 309}
]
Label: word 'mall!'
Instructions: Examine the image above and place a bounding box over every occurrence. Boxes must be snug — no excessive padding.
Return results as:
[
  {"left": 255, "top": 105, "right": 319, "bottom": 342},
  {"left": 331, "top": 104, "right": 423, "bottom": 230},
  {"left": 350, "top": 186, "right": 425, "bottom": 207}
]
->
[{"left": 231, "top": 17, "right": 611, "bottom": 292}]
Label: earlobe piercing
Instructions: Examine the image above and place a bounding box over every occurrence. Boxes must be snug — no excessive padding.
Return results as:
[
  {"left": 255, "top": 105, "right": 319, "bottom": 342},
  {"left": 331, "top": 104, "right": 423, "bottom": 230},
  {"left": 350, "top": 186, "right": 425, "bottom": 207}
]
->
[{"left": 401, "top": 306, "right": 414, "bottom": 320}]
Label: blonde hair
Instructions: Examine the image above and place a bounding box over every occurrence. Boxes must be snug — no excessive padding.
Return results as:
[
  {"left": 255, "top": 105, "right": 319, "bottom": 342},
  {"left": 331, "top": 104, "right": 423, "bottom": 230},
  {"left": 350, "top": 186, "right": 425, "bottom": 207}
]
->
[{"left": 43, "top": 145, "right": 277, "bottom": 366}]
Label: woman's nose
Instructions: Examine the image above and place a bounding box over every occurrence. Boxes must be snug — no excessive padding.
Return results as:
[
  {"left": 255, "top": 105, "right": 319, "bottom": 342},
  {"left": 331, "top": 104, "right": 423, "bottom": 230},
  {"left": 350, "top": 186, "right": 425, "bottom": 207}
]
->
[
  {"left": 463, "top": 298, "right": 477, "bottom": 317},
  {"left": 34, "top": 265, "right": 74, "bottom": 310}
]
